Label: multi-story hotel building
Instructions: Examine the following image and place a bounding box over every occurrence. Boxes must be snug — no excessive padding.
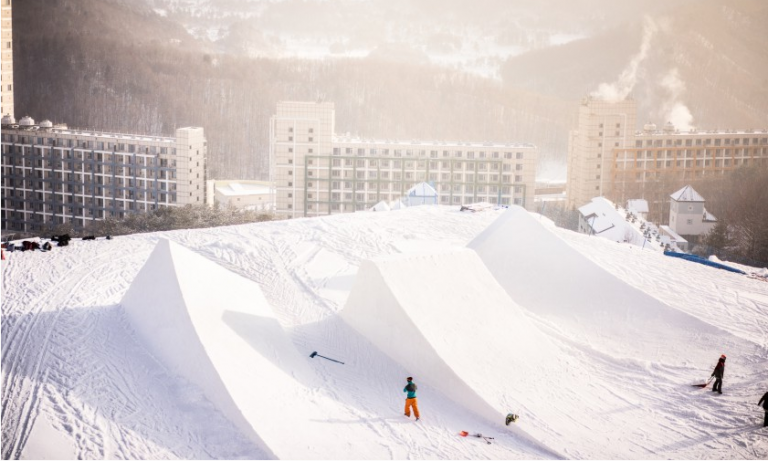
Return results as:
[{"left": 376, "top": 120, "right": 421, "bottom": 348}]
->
[
  {"left": 270, "top": 101, "right": 537, "bottom": 218},
  {"left": 566, "top": 97, "right": 768, "bottom": 209},
  {"left": 1, "top": 0, "right": 13, "bottom": 119},
  {"left": 1, "top": 115, "right": 207, "bottom": 232}
]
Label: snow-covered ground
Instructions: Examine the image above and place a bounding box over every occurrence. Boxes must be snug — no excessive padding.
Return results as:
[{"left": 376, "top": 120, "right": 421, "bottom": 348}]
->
[{"left": 2, "top": 206, "right": 767, "bottom": 459}]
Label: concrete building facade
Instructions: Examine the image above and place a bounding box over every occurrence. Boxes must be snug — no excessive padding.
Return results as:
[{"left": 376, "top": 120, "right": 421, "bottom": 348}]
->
[
  {"left": 1, "top": 0, "right": 13, "bottom": 119},
  {"left": 1, "top": 117, "right": 207, "bottom": 232},
  {"left": 270, "top": 101, "right": 538, "bottom": 218},
  {"left": 567, "top": 97, "right": 768, "bottom": 209}
]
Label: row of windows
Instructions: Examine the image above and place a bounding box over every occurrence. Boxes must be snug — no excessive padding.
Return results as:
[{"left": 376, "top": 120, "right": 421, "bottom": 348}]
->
[
  {"left": 615, "top": 157, "right": 763, "bottom": 169},
  {"left": 329, "top": 147, "right": 527, "bottom": 159},
  {"left": 617, "top": 147, "right": 768, "bottom": 158},
  {"left": 613, "top": 169, "right": 733, "bottom": 181},
  {"left": 4, "top": 198, "right": 173, "bottom": 213},
  {"left": 633, "top": 136, "right": 768, "bottom": 148},
  {"left": 1, "top": 136, "right": 177, "bottom": 153},
  {"left": 293, "top": 171, "right": 525, "bottom": 184},
  {"left": 2, "top": 149, "right": 178, "bottom": 166},
  {"left": 4, "top": 166, "right": 179, "bottom": 180},
  {"left": 316, "top": 158, "right": 523, "bottom": 171},
  {"left": 3, "top": 184, "right": 177, "bottom": 198}
]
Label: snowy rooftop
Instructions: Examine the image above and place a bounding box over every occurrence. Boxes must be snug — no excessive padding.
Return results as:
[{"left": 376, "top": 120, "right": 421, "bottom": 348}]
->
[
  {"left": 627, "top": 199, "right": 649, "bottom": 214},
  {"left": 216, "top": 182, "right": 271, "bottom": 197},
  {"left": 703, "top": 207, "right": 717, "bottom": 222},
  {"left": 671, "top": 185, "right": 706, "bottom": 202},
  {"left": 660, "top": 224, "right": 689, "bottom": 244},
  {"left": 578, "top": 197, "right": 648, "bottom": 246},
  {"left": 406, "top": 182, "right": 437, "bottom": 197}
]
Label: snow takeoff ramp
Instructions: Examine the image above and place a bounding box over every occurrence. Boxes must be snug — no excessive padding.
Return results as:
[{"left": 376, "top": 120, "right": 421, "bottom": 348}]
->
[
  {"left": 340, "top": 248, "right": 563, "bottom": 458},
  {"left": 122, "top": 239, "right": 383, "bottom": 459},
  {"left": 469, "top": 206, "right": 734, "bottom": 364}
]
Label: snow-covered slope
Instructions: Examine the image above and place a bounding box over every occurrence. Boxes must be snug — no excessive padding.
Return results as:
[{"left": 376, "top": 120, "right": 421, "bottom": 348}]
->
[{"left": 2, "top": 206, "right": 767, "bottom": 459}]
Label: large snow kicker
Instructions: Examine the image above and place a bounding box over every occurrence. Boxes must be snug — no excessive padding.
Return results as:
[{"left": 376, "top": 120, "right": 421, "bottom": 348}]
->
[
  {"left": 340, "top": 247, "right": 563, "bottom": 458},
  {"left": 468, "top": 206, "right": 737, "bottom": 365},
  {"left": 121, "top": 239, "right": 385, "bottom": 459}
]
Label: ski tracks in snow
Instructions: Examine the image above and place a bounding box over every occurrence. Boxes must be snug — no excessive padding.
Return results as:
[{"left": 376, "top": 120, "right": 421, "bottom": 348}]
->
[{"left": 2, "top": 240, "right": 264, "bottom": 459}]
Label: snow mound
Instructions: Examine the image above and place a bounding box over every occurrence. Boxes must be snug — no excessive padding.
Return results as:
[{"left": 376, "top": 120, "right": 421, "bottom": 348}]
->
[
  {"left": 340, "top": 247, "right": 562, "bottom": 457},
  {"left": 469, "top": 206, "right": 736, "bottom": 365},
  {"left": 121, "top": 239, "right": 364, "bottom": 458}
]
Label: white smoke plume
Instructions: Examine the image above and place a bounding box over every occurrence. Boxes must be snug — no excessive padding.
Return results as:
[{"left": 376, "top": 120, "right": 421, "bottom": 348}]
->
[
  {"left": 591, "top": 16, "right": 658, "bottom": 102},
  {"left": 660, "top": 68, "right": 694, "bottom": 131}
]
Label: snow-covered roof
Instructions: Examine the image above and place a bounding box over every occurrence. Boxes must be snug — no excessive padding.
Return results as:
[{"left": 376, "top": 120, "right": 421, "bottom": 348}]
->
[
  {"left": 660, "top": 225, "right": 688, "bottom": 244},
  {"left": 626, "top": 199, "right": 649, "bottom": 214},
  {"left": 216, "top": 182, "right": 271, "bottom": 197},
  {"left": 703, "top": 207, "right": 717, "bottom": 222},
  {"left": 579, "top": 197, "right": 645, "bottom": 245},
  {"left": 670, "top": 185, "right": 705, "bottom": 202},
  {"left": 390, "top": 199, "right": 407, "bottom": 210},
  {"left": 370, "top": 200, "right": 390, "bottom": 212},
  {"left": 406, "top": 182, "right": 437, "bottom": 197}
]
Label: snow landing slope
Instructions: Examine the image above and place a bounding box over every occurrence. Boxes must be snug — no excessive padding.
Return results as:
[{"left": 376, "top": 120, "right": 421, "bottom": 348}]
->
[
  {"left": 122, "top": 238, "right": 399, "bottom": 459},
  {"left": 340, "top": 247, "right": 562, "bottom": 458},
  {"left": 469, "top": 206, "right": 746, "bottom": 365}
]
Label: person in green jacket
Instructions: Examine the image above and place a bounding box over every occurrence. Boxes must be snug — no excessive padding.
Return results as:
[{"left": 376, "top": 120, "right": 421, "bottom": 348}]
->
[{"left": 403, "top": 377, "right": 420, "bottom": 421}]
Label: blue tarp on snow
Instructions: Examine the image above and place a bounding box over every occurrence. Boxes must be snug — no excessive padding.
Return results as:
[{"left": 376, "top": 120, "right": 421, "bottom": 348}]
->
[{"left": 663, "top": 251, "right": 746, "bottom": 274}]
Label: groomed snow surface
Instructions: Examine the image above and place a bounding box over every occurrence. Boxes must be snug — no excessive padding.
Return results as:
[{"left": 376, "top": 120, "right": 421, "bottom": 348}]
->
[{"left": 2, "top": 206, "right": 767, "bottom": 460}]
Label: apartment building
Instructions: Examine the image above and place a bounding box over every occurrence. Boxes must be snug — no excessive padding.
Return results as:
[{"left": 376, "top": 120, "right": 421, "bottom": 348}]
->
[
  {"left": 1, "top": 115, "right": 206, "bottom": 232},
  {"left": 1, "top": 0, "right": 13, "bottom": 119},
  {"left": 567, "top": 97, "right": 768, "bottom": 209},
  {"left": 270, "top": 101, "right": 537, "bottom": 218}
]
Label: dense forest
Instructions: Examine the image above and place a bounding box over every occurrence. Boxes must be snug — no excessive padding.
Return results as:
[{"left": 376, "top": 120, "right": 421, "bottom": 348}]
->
[{"left": 13, "top": 0, "right": 576, "bottom": 182}]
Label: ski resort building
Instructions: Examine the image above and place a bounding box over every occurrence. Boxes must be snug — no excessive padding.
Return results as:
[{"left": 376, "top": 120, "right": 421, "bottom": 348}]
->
[
  {"left": 1, "top": 116, "right": 207, "bottom": 232},
  {"left": 270, "top": 101, "right": 538, "bottom": 218},
  {"left": 668, "top": 185, "right": 716, "bottom": 238},
  {"left": 1, "top": 0, "right": 13, "bottom": 120},
  {"left": 566, "top": 97, "right": 768, "bottom": 210}
]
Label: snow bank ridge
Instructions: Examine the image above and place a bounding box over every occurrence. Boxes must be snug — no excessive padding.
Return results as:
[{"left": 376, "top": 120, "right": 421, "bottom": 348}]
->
[
  {"left": 121, "top": 238, "right": 320, "bottom": 458},
  {"left": 469, "top": 206, "right": 736, "bottom": 364},
  {"left": 341, "top": 247, "right": 562, "bottom": 457}
]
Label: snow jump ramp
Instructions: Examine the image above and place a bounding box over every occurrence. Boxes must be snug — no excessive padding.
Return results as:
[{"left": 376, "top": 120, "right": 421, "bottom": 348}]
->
[
  {"left": 468, "top": 206, "right": 737, "bottom": 365},
  {"left": 340, "top": 247, "right": 563, "bottom": 458},
  {"left": 122, "top": 239, "right": 386, "bottom": 459}
]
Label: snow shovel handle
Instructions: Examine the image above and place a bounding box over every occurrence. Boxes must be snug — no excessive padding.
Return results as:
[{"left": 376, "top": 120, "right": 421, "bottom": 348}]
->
[{"left": 309, "top": 351, "right": 345, "bottom": 364}]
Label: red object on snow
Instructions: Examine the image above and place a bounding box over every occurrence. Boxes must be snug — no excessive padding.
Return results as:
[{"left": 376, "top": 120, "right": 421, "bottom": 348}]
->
[{"left": 459, "top": 431, "right": 469, "bottom": 437}]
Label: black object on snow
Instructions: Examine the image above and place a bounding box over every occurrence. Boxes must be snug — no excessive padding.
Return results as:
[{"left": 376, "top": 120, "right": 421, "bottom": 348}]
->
[{"left": 309, "top": 351, "right": 345, "bottom": 365}]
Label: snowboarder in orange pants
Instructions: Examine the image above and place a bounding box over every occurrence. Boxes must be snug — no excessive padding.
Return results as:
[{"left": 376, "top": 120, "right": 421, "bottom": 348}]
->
[{"left": 403, "top": 377, "right": 420, "bottom": 420}]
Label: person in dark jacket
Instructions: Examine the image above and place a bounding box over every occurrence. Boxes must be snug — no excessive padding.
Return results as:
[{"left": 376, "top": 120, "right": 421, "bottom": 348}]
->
[
  {"left": 758, "top": 391, "right": 768, "bottom": 427},
  {"left": 711, "top": 354, "right": 726, "bottom": 394},
  {"left": 403, "top": 377, "right": 420, "bottom": 421}
]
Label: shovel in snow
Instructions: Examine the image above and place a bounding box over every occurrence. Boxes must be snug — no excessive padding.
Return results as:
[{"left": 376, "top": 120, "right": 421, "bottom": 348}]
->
[
  {"left": 309, "top": 351, "right": 345, "bottom": 364},
  {"left": 692, "top": 376, "right": 714, "bottom": 388}
]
